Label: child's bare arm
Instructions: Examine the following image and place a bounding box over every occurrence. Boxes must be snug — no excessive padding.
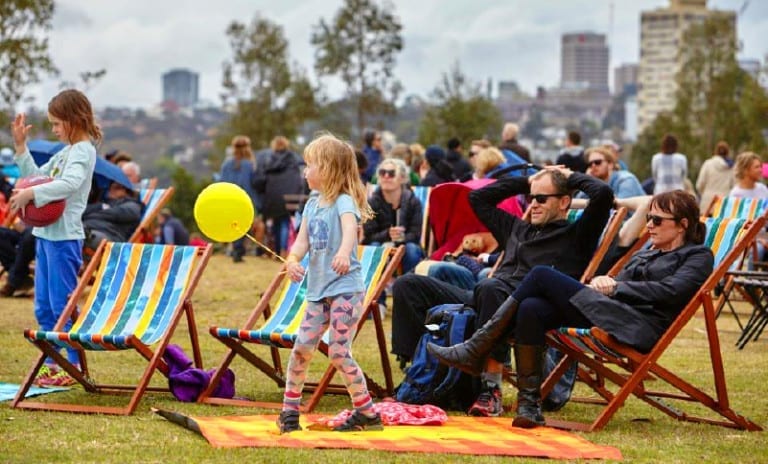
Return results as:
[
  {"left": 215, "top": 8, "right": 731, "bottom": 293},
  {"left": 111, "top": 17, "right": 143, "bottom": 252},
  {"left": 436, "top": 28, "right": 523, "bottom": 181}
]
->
[
  {"left": 286, "top": 216, "right": 309, "bottom": 282},
  {"left": 332, "top": 212, "right": 358, "bottom": 275}
]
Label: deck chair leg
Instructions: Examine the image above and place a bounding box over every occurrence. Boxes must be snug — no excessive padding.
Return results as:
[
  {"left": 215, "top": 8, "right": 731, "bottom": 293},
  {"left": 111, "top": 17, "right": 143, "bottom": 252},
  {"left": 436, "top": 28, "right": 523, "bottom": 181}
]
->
[
  {"left": 11, "top": 353, "right": 48, "bottom": 407},
  {"left": 183, "top": 301, "right": 203, "bottom": 368},
  {"left": 198, "top": 346, "right": 241, "bottom": 403}
]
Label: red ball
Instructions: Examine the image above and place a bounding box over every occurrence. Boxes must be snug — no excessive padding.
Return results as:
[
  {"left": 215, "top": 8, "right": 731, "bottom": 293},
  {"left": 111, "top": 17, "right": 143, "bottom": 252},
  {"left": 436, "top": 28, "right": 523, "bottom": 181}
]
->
[{"left": 15, "top": 175, "right": 66, "bottom": 227}]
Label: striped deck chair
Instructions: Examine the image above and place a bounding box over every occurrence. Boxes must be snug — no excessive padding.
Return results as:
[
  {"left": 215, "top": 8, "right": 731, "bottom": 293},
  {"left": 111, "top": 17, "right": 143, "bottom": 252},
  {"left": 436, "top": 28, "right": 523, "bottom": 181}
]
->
[
  {"left": 128, "top": 186, "right": 175, "bottom": 243},
  {"left": 12, "top": 241, "right": 212, "bottom": 415},
  {"left": 543, "top": 217, "right": 765, "bottom": 431},
  {"left": 199, "top": 244, "right": 405, "bottom": 412},
  {"left": 412, "top": 185, "right": 432, "bottom": 252},
  {"left": 707, "top": 195, "right": 768, "bottom": 220}
]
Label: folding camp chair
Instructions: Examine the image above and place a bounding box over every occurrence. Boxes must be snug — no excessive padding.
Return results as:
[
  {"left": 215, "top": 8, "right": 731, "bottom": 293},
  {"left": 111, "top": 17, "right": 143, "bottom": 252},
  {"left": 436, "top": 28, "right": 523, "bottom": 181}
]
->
[
  {"left": 199, "top": 244, "right": 405, "bottom": 412},
  {"left": 128, "top": 186, "right": 175, "bottom": 243},
  {"left": 543, "top": 217, "right": 765, "bottom": 431},
  {"left": 12, "top": 241, "right": 212, "bottom": 415}
]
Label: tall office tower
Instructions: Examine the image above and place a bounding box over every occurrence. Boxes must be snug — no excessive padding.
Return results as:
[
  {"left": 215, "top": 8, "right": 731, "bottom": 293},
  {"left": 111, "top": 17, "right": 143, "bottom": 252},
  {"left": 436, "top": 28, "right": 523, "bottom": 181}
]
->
[
  {"left": 560, "top": 32, "right": 610, "bottom": 93},
  {"left": 614, "top": 63, "right": 639, "bottom": 96},
  {"left": 637, "top": 0, "right": 736, "bottom": 132},
  {"left": 162, "top": 69, "right": 199, "bottom": 108}
]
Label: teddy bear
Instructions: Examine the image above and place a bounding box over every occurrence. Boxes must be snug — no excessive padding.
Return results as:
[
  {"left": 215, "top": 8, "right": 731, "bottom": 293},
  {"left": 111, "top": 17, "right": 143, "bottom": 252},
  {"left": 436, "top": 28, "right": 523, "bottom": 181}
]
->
[{"left": 443, "top": 232, "right": 498, "bottom": 276}]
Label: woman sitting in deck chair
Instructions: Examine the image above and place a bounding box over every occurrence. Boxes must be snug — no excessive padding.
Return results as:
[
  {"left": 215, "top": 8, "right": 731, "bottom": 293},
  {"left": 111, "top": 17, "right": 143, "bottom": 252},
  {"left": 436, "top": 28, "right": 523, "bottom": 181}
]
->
[{"left": 428, "top": 190, "right": 713, "bottom": 428}]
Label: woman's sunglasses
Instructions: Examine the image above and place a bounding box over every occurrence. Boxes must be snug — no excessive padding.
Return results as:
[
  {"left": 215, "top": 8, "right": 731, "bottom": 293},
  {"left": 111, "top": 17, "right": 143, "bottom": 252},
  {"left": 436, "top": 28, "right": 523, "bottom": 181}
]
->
[
  {"left": 378, "top": 168, "right": 397, "bottom": 178},
  {"left": 646, "top": 214, "right": 677, "bottom": 226}
]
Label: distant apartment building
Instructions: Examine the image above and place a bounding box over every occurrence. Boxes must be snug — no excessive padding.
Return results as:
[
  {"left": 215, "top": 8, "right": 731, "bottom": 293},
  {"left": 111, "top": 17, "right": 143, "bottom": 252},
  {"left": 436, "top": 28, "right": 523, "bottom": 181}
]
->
[
  {"left": 561, "top": 32, "right": 609, "bottom": 94},
  {"left": 637, "top": 0, "right": 736, "bottom": 132},
  {"left": 614, "top": 63, "right": 639, "bottom": 97},
  {"left": 162, "top": 69, "right": 199, "bottom": 108}
]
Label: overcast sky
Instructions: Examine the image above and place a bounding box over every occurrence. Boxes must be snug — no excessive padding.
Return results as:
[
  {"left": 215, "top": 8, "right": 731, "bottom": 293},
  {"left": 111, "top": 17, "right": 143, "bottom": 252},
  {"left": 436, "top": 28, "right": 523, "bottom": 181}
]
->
[{"left": 31, "top": 0, "right": 767, "bottom": 109}]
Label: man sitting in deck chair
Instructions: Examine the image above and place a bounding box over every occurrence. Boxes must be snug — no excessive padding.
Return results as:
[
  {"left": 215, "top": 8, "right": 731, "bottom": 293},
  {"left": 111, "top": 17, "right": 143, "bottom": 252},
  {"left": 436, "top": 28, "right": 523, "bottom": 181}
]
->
[
  {"left": 392, "top": 165, "right": 613, "bottom": 416},
  {"left": 83, "top": 181, "right": 144, "bottom": 252},
  {"left": 430, "top": 191, "right": 713, "bottom": 428}
]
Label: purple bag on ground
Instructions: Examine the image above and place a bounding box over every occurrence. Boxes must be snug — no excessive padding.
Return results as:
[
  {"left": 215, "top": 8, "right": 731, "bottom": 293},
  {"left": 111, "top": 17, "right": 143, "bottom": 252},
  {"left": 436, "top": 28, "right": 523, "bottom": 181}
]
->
[{"left": 163, "top": 344, "right": 235, "bottom": 402}]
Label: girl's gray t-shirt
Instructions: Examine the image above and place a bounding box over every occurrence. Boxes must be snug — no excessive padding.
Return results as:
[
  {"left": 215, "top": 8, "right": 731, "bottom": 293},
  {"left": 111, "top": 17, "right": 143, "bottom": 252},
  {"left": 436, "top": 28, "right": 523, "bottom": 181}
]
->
[{"left": 304, "top": 192, "right": 363, "bottom": 301}]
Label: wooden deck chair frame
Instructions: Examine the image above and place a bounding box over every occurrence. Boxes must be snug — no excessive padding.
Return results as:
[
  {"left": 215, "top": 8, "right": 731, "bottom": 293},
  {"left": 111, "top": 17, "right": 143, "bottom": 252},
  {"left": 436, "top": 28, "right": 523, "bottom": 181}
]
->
[
  {"left": 541, "top": 217, "right": 765, "bottom": 432},
  {"left": 199, "top": 244, "right": 405, "bottom": 412},
  {"left": 128, "top": 186, "right": 175, "bottom": 243},
  {"left": 12, "top": 240, "right": 212, "bottom": 415}
]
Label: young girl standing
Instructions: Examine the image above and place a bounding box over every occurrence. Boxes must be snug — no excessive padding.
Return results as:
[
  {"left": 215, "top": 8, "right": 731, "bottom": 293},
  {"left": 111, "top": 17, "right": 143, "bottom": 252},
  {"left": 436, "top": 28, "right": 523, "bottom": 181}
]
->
[
  {"left": 9, "top": 89, "right": 99, "bottom": 387},
  {"left": 278, "top": 134, "right": 379, "bottom": 433}
]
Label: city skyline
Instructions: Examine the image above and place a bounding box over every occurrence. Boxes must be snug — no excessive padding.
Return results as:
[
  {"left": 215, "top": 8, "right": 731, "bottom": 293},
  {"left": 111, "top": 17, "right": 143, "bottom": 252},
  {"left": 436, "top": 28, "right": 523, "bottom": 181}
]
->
[{"left": 28, "top": 0, "right": 767, "bottom": 109}]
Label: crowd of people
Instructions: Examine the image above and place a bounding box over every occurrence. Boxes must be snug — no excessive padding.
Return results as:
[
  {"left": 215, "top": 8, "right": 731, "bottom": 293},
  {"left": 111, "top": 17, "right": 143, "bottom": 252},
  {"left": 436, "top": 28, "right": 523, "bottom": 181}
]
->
[{"left": 2, "top": 88, "right": 763, "bottom": 432}]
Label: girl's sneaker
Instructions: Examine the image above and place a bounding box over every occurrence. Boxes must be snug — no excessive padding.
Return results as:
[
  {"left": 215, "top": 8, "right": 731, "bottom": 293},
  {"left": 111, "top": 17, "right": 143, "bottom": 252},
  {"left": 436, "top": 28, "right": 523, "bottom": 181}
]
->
[
  {"left": 333, "top": 410, "right": 383, "bottom": 432},
  {"left": 38, "top": 370, "right": 76, "bottom": 387},
  {"left": 32, "top": 365, "right": 58, "bottom": 386},
  {"left": 276, "top": 410, "right": 302, "bottom": 434}
]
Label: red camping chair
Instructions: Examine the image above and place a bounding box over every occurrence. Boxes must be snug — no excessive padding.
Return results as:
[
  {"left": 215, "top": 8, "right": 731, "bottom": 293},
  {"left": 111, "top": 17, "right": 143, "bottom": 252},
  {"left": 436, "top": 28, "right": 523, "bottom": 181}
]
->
[{"left": 427, "top": 178, "right": 523, "bottom": 260}]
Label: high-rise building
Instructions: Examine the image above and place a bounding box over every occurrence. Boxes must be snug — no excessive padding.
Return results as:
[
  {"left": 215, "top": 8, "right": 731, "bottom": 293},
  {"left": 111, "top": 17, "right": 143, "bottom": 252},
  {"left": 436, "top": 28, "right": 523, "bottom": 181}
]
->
[
  {"left": 614, "top": 63, "right": 639, "bottom": 97},
  {"left": 637, "top": 0, "right": 736, "bottom": 132},
  {"left": 162, "top": 69, "right": 199, "bottom": 108},
  {"left": 561, "top": 32, "right": 609, "bottom": 93}
]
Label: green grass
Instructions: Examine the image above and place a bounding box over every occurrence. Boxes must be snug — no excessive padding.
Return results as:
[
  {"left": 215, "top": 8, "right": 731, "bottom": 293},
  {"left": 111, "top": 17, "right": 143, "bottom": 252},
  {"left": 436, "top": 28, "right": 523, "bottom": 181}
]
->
[{"left": 1, "top": 254, "right": 766, "bottom": 463}]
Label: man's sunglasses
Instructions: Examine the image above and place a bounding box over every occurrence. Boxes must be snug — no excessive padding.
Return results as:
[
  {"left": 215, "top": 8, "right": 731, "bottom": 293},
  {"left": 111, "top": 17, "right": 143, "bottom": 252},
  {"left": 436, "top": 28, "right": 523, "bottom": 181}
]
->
[
  {"left": 646, "top": 214, "right": 677, "bottom": 226},
  {"left": 378, "top": 168, "right": 397, "bottom": 178},
  {"left": 528, "top": 193, "right": 566, "bottom": 204},
  {"left": 587, "top": 159, "right": 604, "bottom": 167}
]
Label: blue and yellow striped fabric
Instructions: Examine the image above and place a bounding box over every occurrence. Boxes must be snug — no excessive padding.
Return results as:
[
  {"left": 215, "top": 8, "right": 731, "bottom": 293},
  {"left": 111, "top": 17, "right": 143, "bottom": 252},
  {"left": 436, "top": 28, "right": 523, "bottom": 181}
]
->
[
  {"left": 710, "top": 196, "right": 768, "bottom": 220},
  {"left": 139, "top": 188, "right": 169, "bottom": 221},
  {"left": 212, "top": 245, "right": 390, "bottom": 347},
  {"left": 412, "top": 186, "right": 431, "bottom": 250},
  {"left": 24, "top": 242, "right": 202, "bottom": 351}
]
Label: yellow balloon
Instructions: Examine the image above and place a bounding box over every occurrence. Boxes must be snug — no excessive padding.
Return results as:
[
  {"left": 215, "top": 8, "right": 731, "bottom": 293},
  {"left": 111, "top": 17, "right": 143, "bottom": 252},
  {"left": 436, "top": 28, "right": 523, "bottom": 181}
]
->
[{"left": 194, "top": 182, "right": 254, "bottom": 242}]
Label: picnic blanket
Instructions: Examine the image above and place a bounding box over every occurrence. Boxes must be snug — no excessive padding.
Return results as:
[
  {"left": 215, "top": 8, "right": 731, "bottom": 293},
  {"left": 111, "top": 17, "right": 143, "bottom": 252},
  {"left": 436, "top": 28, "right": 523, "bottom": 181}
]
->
[
  {"left": 154, "top": 408, "right": 622, "bottom": 460},
  {"left": 0, "top": 382, "right": 70, "bottom": 402}
]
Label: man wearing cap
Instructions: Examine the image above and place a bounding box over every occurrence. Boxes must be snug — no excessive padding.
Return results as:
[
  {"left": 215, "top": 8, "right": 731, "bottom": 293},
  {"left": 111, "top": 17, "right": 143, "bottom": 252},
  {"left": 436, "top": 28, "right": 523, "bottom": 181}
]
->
[
  {"left": 445, "top": 138, "right": 472, "bottom": 181},
  {"left": 419, "top": 145, "right": 455, "bottom": 187}
]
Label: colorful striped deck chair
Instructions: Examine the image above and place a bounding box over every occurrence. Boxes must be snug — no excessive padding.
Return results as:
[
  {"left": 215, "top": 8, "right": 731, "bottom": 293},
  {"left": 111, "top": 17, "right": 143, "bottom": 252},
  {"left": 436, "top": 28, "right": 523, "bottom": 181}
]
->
[
  {"left": 412, "top": 186, "right": 432, "bottom": 251},
  {"left": 707, "top": 195, "right": 768, "bottom": 220},
  {"left": 128, "top": 186, "right": 175, "bottom": 243},
  {"left": 12, "top": 241, "right": 212, "bottom": 415},
  {"left": 199, "top": 244, "right": 405, "bottom": 412},
  {"left": 543, "top": 217, "right": 764, "bottom": 432}
]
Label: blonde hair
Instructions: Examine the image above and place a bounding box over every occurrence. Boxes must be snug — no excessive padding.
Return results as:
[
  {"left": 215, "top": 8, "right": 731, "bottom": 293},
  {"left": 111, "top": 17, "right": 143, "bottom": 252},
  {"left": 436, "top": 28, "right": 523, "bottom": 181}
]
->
[
  {"left": 734, "top": 151, "right": 762, "bottom": 180},
  {"left": 378, "top": 158, "right": 409, "bottom": 184},
  {"left": 502, "top": 123, "right": 519, "bottom": 141},
  {"left": 585, "top": 146, "right": 616, "bottom": 166},
  {"left": 474, "top": 147, "right": 506, "bottom": 177},
  {"left": 231, "top": 135, "right": 254, "bottom": 168},
  {"left": 304, "top": 134, "right": 373, "bottom": 222}
]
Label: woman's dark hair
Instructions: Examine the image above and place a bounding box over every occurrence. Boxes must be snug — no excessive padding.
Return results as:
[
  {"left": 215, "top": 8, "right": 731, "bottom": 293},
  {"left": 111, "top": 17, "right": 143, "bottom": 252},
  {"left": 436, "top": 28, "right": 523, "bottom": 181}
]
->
[
  {"left": 714, "top": 141, "right": 730, "bottom": 158},
  {"left": 660, "top": 134, "right": 678, "bottom": 155},
  {"left": 48, "top": 89, "right": 102, "bottom": 145},
  {"left": 650, "top": 190, "right": 705, "bottom": 244}
]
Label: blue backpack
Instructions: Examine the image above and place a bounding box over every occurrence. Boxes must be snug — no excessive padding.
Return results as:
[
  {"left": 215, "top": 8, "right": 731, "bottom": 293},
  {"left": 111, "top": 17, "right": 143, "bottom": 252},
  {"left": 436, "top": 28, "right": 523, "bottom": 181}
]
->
[{"left": 395, "top": 304, "right": 477, "bottom": 410}]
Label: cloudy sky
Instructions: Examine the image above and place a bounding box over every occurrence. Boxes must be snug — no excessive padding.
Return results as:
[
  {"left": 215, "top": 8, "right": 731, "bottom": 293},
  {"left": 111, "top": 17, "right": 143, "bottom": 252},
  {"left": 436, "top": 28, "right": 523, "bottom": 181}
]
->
[{"left": 31, "top": 0, "right": 767, "bottom": 109}]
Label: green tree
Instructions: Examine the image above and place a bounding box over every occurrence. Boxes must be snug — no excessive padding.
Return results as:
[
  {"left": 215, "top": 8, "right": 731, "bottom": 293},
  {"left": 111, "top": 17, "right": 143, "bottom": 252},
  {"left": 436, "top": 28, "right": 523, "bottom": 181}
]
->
[
  {"left": 0, "top": 0, "right": 58, "bottom": 125},
  {"left": 418, "top": 62, "right": 502, "bottom": 146},
  {"left": 311, "top": 0, "right": 403, "bottom": 141},
  {"left": 217, "top": 13, "right": 319, "bottom": 165}
]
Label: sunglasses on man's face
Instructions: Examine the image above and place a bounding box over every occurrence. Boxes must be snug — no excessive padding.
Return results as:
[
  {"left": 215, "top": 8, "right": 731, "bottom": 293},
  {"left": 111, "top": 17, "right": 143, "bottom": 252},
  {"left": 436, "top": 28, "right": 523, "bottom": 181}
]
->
[
  {"left": 646, "top": 213, "right": 677, "bottom": 226},
  {"left": 527, "top": 193, "right": 566, "bottom": 204},
  {"left": 587, "top": 159, "right": 605, "bottom": 167},
  {"left": 378, "top": 168, "right": 397, "bottom": 178}
]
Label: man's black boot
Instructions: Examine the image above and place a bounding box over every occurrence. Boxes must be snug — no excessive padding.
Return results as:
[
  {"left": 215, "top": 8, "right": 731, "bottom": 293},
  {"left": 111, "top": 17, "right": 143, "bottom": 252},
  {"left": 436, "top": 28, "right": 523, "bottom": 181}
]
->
[{"left": 426, "top": 296, "right": 518, "bottom": 376}]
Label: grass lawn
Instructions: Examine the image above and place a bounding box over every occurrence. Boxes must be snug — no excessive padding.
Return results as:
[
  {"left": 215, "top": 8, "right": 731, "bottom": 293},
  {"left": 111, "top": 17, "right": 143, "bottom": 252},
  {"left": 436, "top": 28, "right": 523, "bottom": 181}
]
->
[{"left": 1, "top": 253, "right": 766, "bottom": 463}]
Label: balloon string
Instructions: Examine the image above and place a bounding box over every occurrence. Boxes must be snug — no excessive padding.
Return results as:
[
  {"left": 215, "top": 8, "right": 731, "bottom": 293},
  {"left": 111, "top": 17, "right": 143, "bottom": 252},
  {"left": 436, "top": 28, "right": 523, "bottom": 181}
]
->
[{"left": 245, "top": 233, "right": 286, "bottom": 263}]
